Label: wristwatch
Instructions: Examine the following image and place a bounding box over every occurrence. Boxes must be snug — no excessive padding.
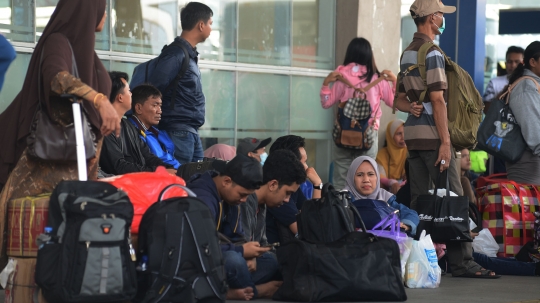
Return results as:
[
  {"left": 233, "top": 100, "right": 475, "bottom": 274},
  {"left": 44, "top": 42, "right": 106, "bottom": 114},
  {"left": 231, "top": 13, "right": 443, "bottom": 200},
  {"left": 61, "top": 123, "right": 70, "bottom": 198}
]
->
[{"left": 313, "top": 183, "right": 323, "bottom": 190}]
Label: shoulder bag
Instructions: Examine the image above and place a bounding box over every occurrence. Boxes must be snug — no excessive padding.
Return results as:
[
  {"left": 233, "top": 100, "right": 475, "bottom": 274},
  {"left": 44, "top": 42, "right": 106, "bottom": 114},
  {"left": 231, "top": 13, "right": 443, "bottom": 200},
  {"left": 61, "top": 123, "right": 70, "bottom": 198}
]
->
[
  {"left": 27, "top": 39, "right": 96, "bottom": 162},
  {"left": 477, "top": 76, "right": 540, "bottom": 163}
]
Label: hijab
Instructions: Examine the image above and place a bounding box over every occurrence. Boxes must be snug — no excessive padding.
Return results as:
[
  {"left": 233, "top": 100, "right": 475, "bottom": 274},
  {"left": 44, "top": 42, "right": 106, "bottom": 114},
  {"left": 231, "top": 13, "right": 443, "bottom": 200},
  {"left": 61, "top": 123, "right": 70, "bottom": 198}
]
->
[
  {"left": 376, "top": 119, "right": 407, "bottom": 180},
  {"left": 0, "top": 0, "right": 110, "bottom": 188},
  {"left": 204, "top": 144, "right": 237, "bottom": 161},
  {"left": 343, "top": 156, "right": 394, "bottom": 202}
]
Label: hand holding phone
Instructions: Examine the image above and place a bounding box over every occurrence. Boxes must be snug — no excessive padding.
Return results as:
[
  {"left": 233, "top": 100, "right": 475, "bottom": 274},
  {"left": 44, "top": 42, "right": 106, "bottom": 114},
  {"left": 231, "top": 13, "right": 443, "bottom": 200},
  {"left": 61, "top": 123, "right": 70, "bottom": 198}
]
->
[{"left": 262, "top": 242, "right": 280, "bottom": 248}]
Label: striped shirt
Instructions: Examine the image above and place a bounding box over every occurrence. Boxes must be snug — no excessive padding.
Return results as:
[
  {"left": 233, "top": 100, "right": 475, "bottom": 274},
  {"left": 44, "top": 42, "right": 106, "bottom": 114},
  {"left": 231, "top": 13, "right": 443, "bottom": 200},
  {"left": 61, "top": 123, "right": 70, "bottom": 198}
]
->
[{"left": 399, "top": 33, "right": 447, "bottom": 150}]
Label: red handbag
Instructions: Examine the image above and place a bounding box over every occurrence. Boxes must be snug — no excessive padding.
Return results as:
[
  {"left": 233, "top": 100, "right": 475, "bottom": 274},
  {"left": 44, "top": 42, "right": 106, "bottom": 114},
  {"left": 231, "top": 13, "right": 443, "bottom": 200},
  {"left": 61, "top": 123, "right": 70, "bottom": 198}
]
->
[
  {"left": 101, "top": 166, "right": 188, "bottom": 233},
  {"left": 476, "top": 175, "right": 540, "bottom": 257}
]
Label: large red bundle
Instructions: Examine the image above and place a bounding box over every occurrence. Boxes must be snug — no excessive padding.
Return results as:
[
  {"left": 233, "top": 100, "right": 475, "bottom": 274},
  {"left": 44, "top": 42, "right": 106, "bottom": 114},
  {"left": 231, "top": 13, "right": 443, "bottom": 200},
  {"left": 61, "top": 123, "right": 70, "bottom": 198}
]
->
[
  {"left": 101, "top": 167, "right": 187, "bottom": 233},
  {"left": 477, "top": 175, "right": 539, "bottom": 257}
]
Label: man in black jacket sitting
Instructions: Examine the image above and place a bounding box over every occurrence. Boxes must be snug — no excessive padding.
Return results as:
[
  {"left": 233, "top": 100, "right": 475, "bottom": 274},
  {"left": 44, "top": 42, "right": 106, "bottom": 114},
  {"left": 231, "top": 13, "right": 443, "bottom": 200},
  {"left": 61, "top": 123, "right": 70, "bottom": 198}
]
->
[{"left": 99, "top": 72, "right": 175, "bottom": 175}]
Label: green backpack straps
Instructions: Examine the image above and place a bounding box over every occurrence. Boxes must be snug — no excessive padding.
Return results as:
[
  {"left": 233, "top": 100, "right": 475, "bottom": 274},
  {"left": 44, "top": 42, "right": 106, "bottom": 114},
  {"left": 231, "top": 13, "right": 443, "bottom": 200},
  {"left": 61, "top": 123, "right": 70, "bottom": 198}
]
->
[{"left": 416, "top": 41, "right": 446, "bottom": 104}]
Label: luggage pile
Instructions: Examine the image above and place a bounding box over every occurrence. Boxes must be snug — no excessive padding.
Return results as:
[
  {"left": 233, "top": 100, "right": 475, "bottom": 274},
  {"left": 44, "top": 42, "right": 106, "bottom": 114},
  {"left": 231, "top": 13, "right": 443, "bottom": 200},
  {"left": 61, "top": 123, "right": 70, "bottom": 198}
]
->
[{"left": 476, "top": 174, "right": 540, "bottom": 257}]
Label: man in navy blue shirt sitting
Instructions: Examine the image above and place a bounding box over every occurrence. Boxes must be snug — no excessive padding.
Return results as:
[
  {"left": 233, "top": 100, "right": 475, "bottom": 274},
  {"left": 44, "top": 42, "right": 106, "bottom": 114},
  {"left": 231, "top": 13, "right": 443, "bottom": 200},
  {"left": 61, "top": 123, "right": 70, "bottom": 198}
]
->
[
  {"left": 128, "top": 84, "right": 180, "bottom": 169},
  {"left": 265, "top": 135, "right": 323, "bottom": 244},
  {"left": 187, "top": 154, "right": 281, "bottom": 300}
]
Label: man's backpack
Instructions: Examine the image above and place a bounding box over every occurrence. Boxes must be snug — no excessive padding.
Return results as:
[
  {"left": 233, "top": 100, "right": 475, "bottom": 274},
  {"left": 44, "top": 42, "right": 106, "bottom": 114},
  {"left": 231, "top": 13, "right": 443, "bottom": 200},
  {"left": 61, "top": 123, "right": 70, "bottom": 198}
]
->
[
  {"left": 395, "top": 42, "right": 484, "bottom": 150},
  {"left": 131, "top": 40, "right": 190, "bottom": 110},
  {"left": 297, "top": 184, "right": 365, "bottom": 243},
  {"left": 135, "top": 184, "right": 227, "bottom": 303},
  {"left": 332, "top": 76, "right": 384, "bottom": 150},
  {"left": 35, "top": 181, "right": 137, "bottom": 303}
]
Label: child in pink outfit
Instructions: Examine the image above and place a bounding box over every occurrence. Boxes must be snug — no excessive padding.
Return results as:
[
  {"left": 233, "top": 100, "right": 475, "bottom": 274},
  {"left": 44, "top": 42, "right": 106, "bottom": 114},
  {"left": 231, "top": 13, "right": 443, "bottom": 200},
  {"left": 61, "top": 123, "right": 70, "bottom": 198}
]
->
[
  {"left": 320, "top": 63, "right": 396, "bottom": 130},
  {"left": 320, "top": 37, "right": 397, "bottom": 191}
]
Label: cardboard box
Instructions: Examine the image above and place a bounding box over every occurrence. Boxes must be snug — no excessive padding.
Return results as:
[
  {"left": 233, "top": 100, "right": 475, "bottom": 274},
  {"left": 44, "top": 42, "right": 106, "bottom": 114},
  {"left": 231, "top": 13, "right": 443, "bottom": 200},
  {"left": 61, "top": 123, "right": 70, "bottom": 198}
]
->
[
  {"left": 3, "top": 257, "right": 47, "bottom": 303},
  {"left": 7, "top": 194, "right": 50, "bottom": 257}
]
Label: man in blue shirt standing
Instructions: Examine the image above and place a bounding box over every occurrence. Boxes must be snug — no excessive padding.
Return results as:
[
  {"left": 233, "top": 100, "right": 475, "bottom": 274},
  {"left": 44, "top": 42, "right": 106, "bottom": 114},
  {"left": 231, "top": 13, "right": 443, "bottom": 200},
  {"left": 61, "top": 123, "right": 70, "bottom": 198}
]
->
[
  {"left": 129, "top": 84, "right": 180, "bottom": 169},
  {"left": 149, "top": 2, "right": 213, "bottom": 164}
]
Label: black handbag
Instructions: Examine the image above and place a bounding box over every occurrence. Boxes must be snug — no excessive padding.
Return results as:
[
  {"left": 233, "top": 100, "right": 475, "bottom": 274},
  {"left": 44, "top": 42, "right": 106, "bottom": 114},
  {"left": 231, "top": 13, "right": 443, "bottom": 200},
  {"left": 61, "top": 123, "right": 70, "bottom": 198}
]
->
[
  {"left": 477, "top": 76, "right": 540, "bottom": 163},
  {"left": 27, "top": 39, "right": 96, "bottom": 162},
  {"left": 273, "top": 232, "right": 407, "bottom": 302},
  {"left": 415, "top": 172, "right": 472, "bottom": 243}
]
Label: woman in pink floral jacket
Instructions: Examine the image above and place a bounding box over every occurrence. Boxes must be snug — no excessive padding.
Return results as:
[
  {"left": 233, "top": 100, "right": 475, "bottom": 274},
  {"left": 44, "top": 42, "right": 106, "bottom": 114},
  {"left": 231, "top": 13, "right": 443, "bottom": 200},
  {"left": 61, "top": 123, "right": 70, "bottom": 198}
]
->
[{"left": 320, "top": 37, "right": 397, "bottom": 190}]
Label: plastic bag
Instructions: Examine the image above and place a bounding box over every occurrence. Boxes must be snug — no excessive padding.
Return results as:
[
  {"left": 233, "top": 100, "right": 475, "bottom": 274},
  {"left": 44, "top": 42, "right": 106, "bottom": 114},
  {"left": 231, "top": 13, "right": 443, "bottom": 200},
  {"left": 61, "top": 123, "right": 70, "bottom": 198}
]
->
[
  {"left": 399, "top": 237, "right": 413, "bottom": 279},
  {"left": 101, "top": 166, "right": 188, "bottom": 233},
  {"left": 405, "top": 230, "right": 441, "bottom": 288},
  {"left": 472, "top": 229, "right": 499, "bottom": 258},
  {"left": 367, "top": 212, "right": 413, "bottom": 279}
]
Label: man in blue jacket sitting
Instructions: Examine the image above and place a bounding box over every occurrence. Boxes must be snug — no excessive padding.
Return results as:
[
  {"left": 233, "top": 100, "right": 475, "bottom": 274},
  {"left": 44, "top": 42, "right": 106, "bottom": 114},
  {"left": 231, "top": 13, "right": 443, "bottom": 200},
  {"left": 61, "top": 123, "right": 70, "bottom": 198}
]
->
[
  {"left": 187, "top": 154, "right": 281, "bottom": 301},
  {"left": 128, "top": 84, "right": 180, "bottom": 169}
]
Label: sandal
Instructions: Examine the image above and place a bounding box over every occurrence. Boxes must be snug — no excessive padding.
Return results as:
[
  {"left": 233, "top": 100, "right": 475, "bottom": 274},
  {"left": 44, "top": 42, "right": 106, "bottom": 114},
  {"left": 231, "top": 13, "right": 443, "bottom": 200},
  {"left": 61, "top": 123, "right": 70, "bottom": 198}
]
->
[{"left": 456, "top": 268, "right": 501, "bottom": 279}]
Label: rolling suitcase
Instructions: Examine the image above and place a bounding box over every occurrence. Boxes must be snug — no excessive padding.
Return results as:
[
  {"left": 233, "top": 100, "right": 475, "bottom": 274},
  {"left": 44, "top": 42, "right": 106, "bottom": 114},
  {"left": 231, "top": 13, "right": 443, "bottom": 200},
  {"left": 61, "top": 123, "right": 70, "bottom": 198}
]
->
[{"left": 35, "top": 98, "right": 138, "bottom": 303}]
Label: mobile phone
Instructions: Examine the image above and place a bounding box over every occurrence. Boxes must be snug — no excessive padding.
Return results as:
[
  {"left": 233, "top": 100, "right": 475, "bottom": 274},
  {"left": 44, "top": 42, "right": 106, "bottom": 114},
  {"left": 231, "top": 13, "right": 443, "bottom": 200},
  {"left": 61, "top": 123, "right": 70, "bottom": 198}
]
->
[{"left": 262, "top": 242, "right": 280, "bottom": 248}]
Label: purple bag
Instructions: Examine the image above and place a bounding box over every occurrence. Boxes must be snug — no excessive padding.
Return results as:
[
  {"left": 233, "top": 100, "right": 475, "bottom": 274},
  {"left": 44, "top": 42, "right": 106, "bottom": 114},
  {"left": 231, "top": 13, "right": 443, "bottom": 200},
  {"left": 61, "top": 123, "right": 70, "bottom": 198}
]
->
[{"left": 368, "top": 211, "right": 409, "bottom": 244}]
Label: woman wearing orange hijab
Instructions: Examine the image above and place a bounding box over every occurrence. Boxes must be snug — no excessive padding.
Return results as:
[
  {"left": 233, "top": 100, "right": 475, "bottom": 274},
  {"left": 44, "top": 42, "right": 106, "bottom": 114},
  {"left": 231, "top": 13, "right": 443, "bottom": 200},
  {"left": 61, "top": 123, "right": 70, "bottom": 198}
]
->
[{"left": 376, "top": 119, "right": 407, "bottom": 194}]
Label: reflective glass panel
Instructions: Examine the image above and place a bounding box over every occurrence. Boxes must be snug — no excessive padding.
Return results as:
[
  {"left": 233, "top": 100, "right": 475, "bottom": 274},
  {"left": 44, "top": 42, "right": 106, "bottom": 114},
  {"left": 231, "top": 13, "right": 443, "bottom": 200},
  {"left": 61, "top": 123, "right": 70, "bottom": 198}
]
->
[
  {"left": 178, "top": 0, "right": 237, "bottom": 62},
  {"left": 290, "top": 75, "right": 332, "bottom": 138},
  {"left": 292, "top": 0, "right": 335, "bottom": 69},
  {"left": 35, "top": 0, "right": 109, "bottom": 49},
  {"left": 199, "top": 69, "right": 236, "bottom": 146},
  {"left": 110, "top": 60, "right": 139, "bottom": 83},
  {"left": 0, "top": 52, "right": 31, "bottom": 114},
  {"left": 237, "top": 72, "right": 289, "bottom": 139},
  {"left": 0, "top": 0, "right": 33, "bottom": 42},
  {"left": 112, "top": 0, "right": 177, "bottom": 55},
  {"left": 237, "top": 0, "right": 291, "bottom": 65}
]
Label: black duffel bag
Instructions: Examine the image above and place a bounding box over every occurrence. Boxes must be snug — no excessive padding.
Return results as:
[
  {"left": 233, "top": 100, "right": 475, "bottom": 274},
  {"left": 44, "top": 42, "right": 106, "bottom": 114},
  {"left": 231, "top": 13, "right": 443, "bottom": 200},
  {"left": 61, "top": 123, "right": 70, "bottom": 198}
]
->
[
  {"left": 273, "top": 231, "right": 407, "bottom": 302},
  {"left": 176, "top": 157, "right": 223, "bottom": 181},
  {"left": 297, "top": 183, "right": 360, "bottom": 243}
]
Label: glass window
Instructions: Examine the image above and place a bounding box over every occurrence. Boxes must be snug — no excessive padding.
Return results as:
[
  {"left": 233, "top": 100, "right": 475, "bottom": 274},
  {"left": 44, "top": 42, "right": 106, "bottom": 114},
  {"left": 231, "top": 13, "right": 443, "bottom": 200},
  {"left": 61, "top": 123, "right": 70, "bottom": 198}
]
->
[
  {"left": 0, "top": 52, "right": 31, "bottom": 114},
  {"left": 109, "top": 60, "right": 138, "bottom": 82},
  {"left": 0, "top": 0, "right": 34, "bottom": 42},
  {"left": 199, "top": 69, "right": 236, "bottom": 148},
  {"left": 237, "top": 72, "right": 289, "bottom": 139},
  {"left": 237, "top": 0, "right": 291, "bottom": 66},
  {"left": 111, "top": 0, "right": 177, "bottom": 55},
  {"left": 292, "top": 0, "right": 335, "bottom": 69},
  {"left": 35, "top": 0, "right": 109, "bottom": 49},
  {"left": 290, "top": 75, "right": 332, "bottom": 138},
  {"left": 178, "top": 0, "right": 237, "bottom": 62}
]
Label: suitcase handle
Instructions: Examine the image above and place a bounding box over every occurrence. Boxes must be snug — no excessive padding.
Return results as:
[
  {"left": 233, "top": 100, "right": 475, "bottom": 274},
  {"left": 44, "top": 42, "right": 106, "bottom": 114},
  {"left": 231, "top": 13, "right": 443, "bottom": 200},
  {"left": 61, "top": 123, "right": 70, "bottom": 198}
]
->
[{"left": 158, "top": 184, "right": 197, "bottom": 202}]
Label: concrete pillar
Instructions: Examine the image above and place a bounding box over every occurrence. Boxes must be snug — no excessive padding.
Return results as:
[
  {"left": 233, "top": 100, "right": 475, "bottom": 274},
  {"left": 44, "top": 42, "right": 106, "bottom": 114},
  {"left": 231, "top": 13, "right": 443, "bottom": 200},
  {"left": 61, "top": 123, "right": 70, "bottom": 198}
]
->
[{"left": 335, "top": 0, "right": 402, "bottom": 148}]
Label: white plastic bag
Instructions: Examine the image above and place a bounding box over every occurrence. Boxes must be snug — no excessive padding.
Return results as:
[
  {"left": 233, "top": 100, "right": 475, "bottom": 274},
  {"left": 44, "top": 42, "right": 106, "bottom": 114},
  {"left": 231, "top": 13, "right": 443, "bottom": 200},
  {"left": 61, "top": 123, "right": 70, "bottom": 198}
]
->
[
  {"left": 0, "top": 258, "right": 15, "bottom": 288},
  {"left": 472, "top": 229, "right": 499, "bottom": 257},
  {"left": 428, "top": 189, "right": 458, "bottom": 197},
  {"left": 399, "top": 237, "right": 414, "bottom": 279},
  {"left": 405, "top": 230, "right": 442, "bottom": 288}
]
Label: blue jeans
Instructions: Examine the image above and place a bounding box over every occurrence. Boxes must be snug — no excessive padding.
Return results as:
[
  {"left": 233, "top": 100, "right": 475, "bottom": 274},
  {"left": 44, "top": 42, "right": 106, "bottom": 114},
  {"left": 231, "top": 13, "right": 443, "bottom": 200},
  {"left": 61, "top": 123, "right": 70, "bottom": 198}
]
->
[
  {"left": 167, "top": 130, "right": 203, "bottom": 165},
  {"left": 473, "top": 252, "right": 536, "bottom": 276},
  {"left": 223, "top": 251, "right": 279, "bottom": 297}
]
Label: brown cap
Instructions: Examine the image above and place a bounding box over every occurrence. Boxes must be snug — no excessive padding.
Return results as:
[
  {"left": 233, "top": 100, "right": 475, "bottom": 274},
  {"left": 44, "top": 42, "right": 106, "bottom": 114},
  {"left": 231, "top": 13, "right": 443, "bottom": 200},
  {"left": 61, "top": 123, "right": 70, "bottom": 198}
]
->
[{"left": 410, "top": 0, "right": 456, "bottom": 18}]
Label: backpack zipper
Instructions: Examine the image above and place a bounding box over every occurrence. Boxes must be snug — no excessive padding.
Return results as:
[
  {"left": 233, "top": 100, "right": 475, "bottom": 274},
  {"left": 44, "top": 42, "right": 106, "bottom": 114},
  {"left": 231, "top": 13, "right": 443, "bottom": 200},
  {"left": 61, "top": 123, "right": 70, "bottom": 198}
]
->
[{"left": 78, "top": 199, "right": 128, "bottom": 211}]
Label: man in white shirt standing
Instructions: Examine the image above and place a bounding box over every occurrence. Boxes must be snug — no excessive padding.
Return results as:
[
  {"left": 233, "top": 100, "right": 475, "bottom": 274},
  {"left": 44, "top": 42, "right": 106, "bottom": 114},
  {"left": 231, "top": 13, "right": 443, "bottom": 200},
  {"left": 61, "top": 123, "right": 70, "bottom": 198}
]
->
[{"left": 483, "top": 46, "right": 524, "bottom": 112}]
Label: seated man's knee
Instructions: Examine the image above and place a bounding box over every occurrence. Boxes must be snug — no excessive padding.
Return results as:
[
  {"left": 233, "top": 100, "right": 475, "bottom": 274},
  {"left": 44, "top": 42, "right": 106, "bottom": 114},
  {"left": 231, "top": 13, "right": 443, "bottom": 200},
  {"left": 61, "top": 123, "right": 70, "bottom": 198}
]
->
[{"left": 223, "top": 250, "right": 245, "bottom": 269}]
